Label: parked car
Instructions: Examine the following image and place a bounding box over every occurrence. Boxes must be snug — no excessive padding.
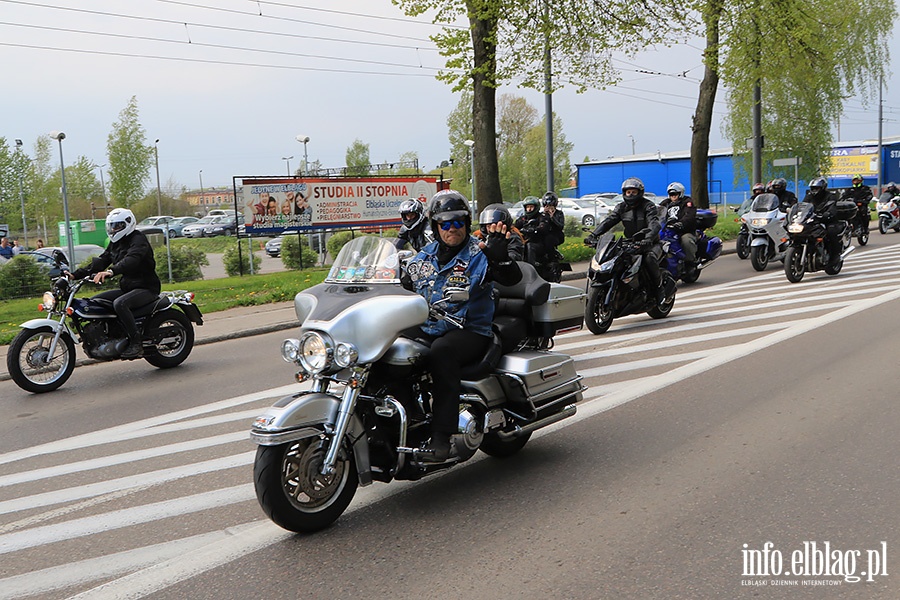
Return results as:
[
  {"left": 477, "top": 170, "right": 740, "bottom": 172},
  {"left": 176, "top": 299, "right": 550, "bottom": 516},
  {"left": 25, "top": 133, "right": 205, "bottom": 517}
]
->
[
  {"left": 265, "top": 236, "right": 283, "bottom": 257},
  {"left": 203, "top": 216, "right": 238, "bottom": 237},
  {"left": 165, "top": 216, "right": 200, "bottom": 237},
  {"left": 135, "top": 215, "right": 176, "bottom": 237},
  {"left": 182, "top": 216, "right": 219, "bottom": 238},
  {"left": 558, "top": 198, "right": 610, "bottom": 227},
  {"left": 34, "top": 244, "right": 105, "bottom": 268},
  {"left": 15, "top": 251, "right": 63, "bottom": 278}
]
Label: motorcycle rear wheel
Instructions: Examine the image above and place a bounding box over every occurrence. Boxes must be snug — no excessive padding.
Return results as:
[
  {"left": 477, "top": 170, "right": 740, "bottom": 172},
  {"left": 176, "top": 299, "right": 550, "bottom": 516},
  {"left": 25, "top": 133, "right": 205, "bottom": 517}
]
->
[
  {"left": 784, "top": 246, "right": 805, "bottom": 283},
  {"left": 254, "top": 437, "right": 358, "bottom": 533},
  {"left": 750, "top": 245, "right": 769, "bottom": 271},
  {"left": 480, "top": 431, "right": 532, "bottom": 458},
  {"left": 7, "top": 326, "right": 76, "bottom": 393},
  {"left": 585, "top": 286, "right": 614, "bottom": 335},
  {"left": 825, "top": 258, "right": 843, "bottom": 275},
  {"left": 142, "top": 310, "right": 194, "bottom": 368}
]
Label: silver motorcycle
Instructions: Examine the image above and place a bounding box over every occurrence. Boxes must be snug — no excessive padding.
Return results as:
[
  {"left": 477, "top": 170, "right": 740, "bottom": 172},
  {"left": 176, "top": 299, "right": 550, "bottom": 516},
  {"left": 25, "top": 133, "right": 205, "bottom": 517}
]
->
[
  {"left": 744, "top": 193, "right": 788, "bottom": 271},
  {"left": 250, "top": 236, "right": 586, "bottom": 532}
]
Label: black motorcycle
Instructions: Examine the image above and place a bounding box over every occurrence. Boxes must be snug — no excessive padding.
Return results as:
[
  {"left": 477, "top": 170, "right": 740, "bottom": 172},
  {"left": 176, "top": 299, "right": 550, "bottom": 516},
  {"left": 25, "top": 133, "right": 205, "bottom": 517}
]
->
[
  {"left": 7, "top": 250, "right": 204, "bottom": 393},
  {"left": 783, "top": 202, "right": 855, "bottom": 283},
  {"left": 583, "top": 233, "right": 676, "bottom": 334}
]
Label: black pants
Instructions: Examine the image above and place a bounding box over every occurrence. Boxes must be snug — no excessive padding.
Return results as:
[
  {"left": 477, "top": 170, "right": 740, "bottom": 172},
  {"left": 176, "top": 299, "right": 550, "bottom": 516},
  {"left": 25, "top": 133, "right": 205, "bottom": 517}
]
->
[
  {"left": 642, "top": 245, "right": 663, "bottom": 294},
  {"left": 421, "top": 329, "right": 491, "bottom": 435},
  {"left": 95, "top": 288, "right": 159, "bottom": 341}
]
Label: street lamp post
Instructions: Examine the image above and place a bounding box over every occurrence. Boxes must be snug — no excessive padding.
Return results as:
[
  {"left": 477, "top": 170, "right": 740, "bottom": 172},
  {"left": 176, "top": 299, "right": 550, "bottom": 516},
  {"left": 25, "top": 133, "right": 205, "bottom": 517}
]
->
[
  {"left": 49, "top": 131, "right": 76, "bottom": 265},
  {"left": 463, "top": 139, "right": 475, "bottom": 208},
  {"left": 14, "top": 139, "right": 29, "bottom": 249},
  {"left": 154, "top": 139, "right": 163, "bottom": 216},
  {"left": 282, "top": 156, "right": 294, "bottom": 177},
  {"left": 628, "top": 134, "right": 636, "bottom": 155},
  {"left": 296, "top": 135, "right": 310, "bottom": 176},
  {"left": 199, "top": 170, "right": 205, "bottom": 212},
  {"left": 92, "top": 163, "right": 110, "bottom": 215}
]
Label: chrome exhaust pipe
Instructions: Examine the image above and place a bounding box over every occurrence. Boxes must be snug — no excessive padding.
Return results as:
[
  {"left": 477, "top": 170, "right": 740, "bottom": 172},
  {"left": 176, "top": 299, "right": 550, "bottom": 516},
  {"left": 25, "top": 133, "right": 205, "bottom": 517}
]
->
[
  {"left": 840, "top": 245, "right": 855, "bottom": 260},
  {"left": 496, "top": 404, "right": 577, "bottom": 440}
]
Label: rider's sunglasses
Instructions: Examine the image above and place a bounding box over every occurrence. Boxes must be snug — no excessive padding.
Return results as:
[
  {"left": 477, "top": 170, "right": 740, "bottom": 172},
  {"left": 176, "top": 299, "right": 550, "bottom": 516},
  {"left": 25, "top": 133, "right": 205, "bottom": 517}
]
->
[{"left": 439, "top": 220, "right": 466, "bottom": 231}]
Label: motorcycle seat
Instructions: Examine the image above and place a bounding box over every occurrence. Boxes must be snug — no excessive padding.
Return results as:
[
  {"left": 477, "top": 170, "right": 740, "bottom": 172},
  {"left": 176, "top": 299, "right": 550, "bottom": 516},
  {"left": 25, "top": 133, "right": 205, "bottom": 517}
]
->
[
  {"left": 133, "top": 295, "right": 173, "bottom": 319},
  {"left": 459, "top": 332, "right": 503, "bottom": 381}
]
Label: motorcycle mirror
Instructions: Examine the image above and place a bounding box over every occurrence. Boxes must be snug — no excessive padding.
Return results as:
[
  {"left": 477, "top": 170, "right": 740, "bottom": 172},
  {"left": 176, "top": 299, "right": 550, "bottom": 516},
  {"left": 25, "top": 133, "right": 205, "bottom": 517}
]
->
[
  {"left": 52, "top": 249, "right": 69, "bottom": 267},
  {"left": 442, "top": 286, "right": 469, "bottom": 303}
]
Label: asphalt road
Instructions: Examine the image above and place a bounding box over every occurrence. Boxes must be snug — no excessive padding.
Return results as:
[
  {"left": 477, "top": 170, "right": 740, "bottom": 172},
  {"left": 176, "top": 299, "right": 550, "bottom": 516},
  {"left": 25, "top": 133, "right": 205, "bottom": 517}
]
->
[{"left": 2, "top": 234, "right": 900, "bottom": 598}]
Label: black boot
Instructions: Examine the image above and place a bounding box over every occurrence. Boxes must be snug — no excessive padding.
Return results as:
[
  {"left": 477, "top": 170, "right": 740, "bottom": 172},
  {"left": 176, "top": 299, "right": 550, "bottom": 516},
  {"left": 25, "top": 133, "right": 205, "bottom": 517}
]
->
[
  {"left": 422, "top": 432, "right": 451, "bottom": 462},
  {"left": 121, "top": 335, "right": 142, "bottom": 359}
]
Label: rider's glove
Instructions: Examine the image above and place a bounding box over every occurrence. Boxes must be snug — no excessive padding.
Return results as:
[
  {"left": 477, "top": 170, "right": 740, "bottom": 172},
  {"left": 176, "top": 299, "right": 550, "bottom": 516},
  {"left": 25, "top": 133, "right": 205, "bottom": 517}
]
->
[
  {"left": 670, "top": 221, "right": 685, "bottom": 233},
  {"left": 584, "top": 235, "right": 597, "bottom": 247},
  {"left": 481, "top": 231, "right": 511, "bottom": 264},
  {"left": 632, "top": 228, "right": 650, "bottom": 241}
]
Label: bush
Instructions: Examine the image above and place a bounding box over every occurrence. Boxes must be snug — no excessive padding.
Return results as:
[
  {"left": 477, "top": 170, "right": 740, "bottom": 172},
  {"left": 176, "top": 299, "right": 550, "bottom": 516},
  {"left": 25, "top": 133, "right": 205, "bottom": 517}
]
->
[
  {"left": 0, "top": 255, "right": 51, "bottom": 300},
  {"left": 326, "top": 230, "right": 355, "bottom": 259},
  {"left": 154, "top": 245, "right": 208, "bottom": 282},
  {"left": 564, "top": 216, "right": 582, "bottom": 238},
  {"left": 223, "top": 243, "right": 262, "bottom": 276},
  {"left": 281, "top": 234, "right": 319, "bottom": 270},
  {"left": 559, "top": 241, "right": 595, "bottom": 263}
]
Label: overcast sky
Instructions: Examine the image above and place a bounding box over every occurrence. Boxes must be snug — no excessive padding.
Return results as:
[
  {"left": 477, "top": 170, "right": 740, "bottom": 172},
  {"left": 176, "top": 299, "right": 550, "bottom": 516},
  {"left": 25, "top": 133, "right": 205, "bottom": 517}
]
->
[{"left": 2, "top": 0, "right": 897, "bottom": 194}]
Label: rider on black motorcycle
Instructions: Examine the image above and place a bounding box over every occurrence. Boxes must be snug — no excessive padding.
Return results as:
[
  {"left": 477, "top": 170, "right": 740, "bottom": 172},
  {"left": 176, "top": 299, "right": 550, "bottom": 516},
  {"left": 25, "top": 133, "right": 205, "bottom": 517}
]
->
[
  {"left": 585, "top": 177, "right": 664, "bottom": 303},
  {"left": 405, "top": 190, "right": 521, "bottom": 461},
  {"left": 514, "top": 193, "right": 564, "bottom": 280},
  {"left": 841, "top": 174, "right": 873, "bottom": 233},
  {"left": 806, "top": 177, "right": 843, "bottom": 266},
  {"left": 394, "top": 198, "right": 431, "bottom": 252},
  {"left": 68, "top": 208, "right": 160, "bottom": 358},
  {"left": 659, "top": 181, "right": 698, "bottom": 272},
  {"left": 771, "top": 177, "right": 799, "bottom": 213}
]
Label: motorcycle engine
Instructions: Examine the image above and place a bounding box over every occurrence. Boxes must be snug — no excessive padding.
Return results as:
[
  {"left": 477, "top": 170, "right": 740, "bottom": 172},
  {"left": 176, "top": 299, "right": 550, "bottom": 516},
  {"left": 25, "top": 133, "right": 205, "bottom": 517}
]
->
[
  {"left": 453, "top": 408, "right": 483, "bottom": 461},
  {"left": 81, "top": 321, "right": 126, "bottom": 359}
]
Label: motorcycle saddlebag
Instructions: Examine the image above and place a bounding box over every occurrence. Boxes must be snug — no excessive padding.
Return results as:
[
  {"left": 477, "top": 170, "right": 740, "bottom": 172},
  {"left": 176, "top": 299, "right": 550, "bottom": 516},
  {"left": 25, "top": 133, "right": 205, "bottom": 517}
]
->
[
  {"left": 495, "top": 350, "right": 582, "bottom": 407},
  {"left": 530, "top": 283, "right": 585, "bottom": 337},
  {"left": 695, "top": 209, "right": 718, "bottom": 230},
  {"left": 704, "top": 236, "right": 723, "bottom": 260},
  {"left": 836, "top": 200, "right": 857, "bottom": 220}
]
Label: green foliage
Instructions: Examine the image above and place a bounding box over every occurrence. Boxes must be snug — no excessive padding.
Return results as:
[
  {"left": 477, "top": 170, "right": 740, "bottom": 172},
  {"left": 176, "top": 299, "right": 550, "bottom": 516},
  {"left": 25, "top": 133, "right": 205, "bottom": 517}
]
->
[
  {"left": 0, "top": 254, "right": 51, "bottom": 300},
  {"left": 558, "top": 240, "right": 595, "bottom": 263},
  {"left": 107, "top": 95, "right": 152, "bottom": 208},
  {"left": 563, "top": 216, "right": 582, "bottom": 238},
  {"left": 154, "top": 244, "right": 208, "bottom": 282},
  {"left": 223, "top": 243, "right": 261, "bottom": 277},
  {"left": 326, "top": 230, "right": 355, "bottom": 259},
  {"left": 280, "top": 234, "right": 318, "bottom": 270},
  {"left": 345, "top": 139, "right": 371, "bottom": 176}
]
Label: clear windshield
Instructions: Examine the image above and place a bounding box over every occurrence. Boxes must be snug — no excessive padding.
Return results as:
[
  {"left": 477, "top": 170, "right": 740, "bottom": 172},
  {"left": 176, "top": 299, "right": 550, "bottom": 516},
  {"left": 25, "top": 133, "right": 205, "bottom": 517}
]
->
[
  {"left": 325, "top": 236, "right": 402, "bottom": 283},
  {"left": 879, "top": 192, "right": 896, "bottom": 203},
  {"left": 750, "top": 193, "right": 779, "bottom": 212}
]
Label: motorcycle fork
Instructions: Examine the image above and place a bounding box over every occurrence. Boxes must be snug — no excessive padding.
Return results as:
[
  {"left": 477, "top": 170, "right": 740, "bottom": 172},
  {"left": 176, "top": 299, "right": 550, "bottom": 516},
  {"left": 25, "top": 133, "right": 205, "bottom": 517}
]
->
[
  {"left": 321, "top": 367, "right": 369, "bottom": 475},
  {"left": 44, "top": 314, "right": 71, "bottom": 366}
]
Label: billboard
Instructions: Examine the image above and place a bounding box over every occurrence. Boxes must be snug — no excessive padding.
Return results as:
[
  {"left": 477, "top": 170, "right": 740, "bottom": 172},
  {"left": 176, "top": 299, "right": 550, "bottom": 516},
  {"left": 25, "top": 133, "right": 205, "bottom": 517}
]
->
[
  {"left": 237, "top": 176, "right": 439, "bottom": 234},
  {"left": 829, "top": 147, "right": 879, "bottom": 177}
]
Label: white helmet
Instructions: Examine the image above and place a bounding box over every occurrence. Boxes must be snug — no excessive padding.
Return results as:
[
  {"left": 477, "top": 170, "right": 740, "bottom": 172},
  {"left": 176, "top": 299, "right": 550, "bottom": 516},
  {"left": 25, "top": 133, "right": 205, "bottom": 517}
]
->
[
  {"left": 666, "top": 182, "right": 686, "bottom": 199},
  {"left": 106, "top": 208, "right": 136, "bottom": 243}
]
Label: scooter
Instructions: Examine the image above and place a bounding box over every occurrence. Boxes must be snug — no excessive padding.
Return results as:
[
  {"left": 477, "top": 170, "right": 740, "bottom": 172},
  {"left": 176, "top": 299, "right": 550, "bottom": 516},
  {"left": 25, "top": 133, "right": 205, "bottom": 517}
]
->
[
  {"left": 250, "top": 236, "right": 586, "bottom": 532},
  {"left": 744, "top": 192, "right": 788, "bottom": 271},
  {"left": 876, "top": 192, "right": 900, "bottom": 234}
]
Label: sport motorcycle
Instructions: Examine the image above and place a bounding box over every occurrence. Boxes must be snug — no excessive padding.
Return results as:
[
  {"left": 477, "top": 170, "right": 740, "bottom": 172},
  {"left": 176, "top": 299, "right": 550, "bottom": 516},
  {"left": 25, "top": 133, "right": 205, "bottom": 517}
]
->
[
  {"left": 743, "top": 193, "right": 788, "bottom": 271},
  {"left": 250, "top": 236, "right": 586, "bottom": 532},
  {"left": 7, "top": 250, "right": 204, "bottom": 393},
  {"left": 583, "top": 233, "right": 676, "bottom": 335},
  {"left": 876, "top": 192, "right": 900, "bottom": 234}
]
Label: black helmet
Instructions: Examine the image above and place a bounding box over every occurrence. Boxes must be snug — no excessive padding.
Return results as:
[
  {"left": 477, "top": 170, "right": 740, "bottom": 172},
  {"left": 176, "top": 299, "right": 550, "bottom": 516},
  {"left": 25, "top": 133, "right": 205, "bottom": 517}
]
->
[
  {"left": 771, "top": 178, "right": 787, "bottom": 193},
  {"left": 541, "top": 191, "right": 559, "bottom": 207},
  {"left": 429, "top": 190, "right": 471, "bottom": 238},
  {"left": 621, "top": 177, "right": 645, "bottom": 206},
  {"left": 808, "top": 176, "right": 828, "bottom": 202},
  {"left": 398, "top": 198, "right": 425, "bottom": 229},
  {"left": 479, "top": 203, "right": 512, "bottom": 236},
  {"left": 885, "top": 182, "right": 899, "bottom": 194}
]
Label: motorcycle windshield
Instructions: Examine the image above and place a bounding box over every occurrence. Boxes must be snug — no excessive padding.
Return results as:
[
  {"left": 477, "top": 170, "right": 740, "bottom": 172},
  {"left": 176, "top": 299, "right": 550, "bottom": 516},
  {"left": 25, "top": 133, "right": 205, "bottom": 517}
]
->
[
  {"left": 325, "top": 237, "right": 402, "bottom": 284},
  {"left": 879, "top": 192, "right": 895, "bottom": 203},
  {"left": 750, "top": 193, "right": 779, "bottom": 212},
  {"left": 787, "top": 202, "right": 814, "bottom": 223}
]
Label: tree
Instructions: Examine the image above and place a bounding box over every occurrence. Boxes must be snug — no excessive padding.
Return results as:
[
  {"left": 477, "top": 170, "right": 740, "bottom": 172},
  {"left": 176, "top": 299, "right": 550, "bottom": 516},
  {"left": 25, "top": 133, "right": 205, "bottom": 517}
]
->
[
  {"left": 690, "top": 0, "right": 895, "bottom": 206},
  {"left": 394, "top": 0, "right": 688, "bottom": 212},
  {"left": 107, "top": 96, "right": 152, "bottom": 208},
  {"left": 345, "top": 139, "right": 371, "bottom": 176}
]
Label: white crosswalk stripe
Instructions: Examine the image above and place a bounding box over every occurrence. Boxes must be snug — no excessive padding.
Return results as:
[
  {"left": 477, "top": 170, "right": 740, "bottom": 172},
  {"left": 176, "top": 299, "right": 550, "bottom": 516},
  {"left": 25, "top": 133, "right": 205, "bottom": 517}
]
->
[{"left": 2, "top": 243, "right": 900, "bottom": 598}]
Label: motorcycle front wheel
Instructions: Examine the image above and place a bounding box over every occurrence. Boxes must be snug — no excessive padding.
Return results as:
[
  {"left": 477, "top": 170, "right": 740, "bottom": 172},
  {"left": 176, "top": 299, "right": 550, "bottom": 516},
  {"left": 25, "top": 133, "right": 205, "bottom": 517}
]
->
[
  {"left": 7, "top": 326, "right": 76, "bottom": 393},
  {"left": 857, "top": 226, "right": 869, "bottom": 246},
  {"left": 585, "top": 285, "right": 614, "bottom": 334},
  {"left": 736, "top": 233, "right": 750, "bottom": 259},
  {"left": 879, "top": 215, "right": 890, "bottom": 234},
  {"left": 254, "top": 436, "right": 359, "bottom": 533},
  {"left": 784, "top": 246, "right": 805, "bottom": 283},
  {"left": 750, "top": 245, "right": 769, "bottom": 271},
  {"left": 142, "top": 310, "right": 194, "bottom": 368}
]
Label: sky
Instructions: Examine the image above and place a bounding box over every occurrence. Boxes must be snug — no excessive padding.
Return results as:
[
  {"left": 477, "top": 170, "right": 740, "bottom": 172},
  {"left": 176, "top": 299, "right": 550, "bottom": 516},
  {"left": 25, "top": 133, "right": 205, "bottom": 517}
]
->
[{"left": 2, "top": 0, "right": 897, "bottom": 194}]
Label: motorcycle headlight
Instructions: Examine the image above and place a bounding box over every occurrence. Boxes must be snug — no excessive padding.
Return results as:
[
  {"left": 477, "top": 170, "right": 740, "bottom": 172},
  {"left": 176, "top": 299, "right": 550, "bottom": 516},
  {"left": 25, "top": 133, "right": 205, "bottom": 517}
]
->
[
  {"left": 281, "top": 338, "right": 301, "bottom": 363},
  {"left": 297, "top": 331, "right": 334, "bottom": 374},
  {"left": 598, "top": 258, "right": 616, "bottom": 273},
  {"left": 334, "top": 342, "right": 359, "bottom": 368},
  {"left": 751, "top": 218, "right": 770, "bottom": 227},
  {"left": 787, "top": 223, "right": 804, "bottom": 233},
  {"left": 41, "top": 292, "right": 56, "bottom": 311}
]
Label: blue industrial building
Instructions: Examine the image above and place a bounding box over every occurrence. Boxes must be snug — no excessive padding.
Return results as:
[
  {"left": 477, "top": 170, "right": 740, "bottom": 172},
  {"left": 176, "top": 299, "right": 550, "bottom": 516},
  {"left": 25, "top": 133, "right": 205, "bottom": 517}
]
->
[{"left": 575, "top": 136, "right": 900, "bottom": 203}]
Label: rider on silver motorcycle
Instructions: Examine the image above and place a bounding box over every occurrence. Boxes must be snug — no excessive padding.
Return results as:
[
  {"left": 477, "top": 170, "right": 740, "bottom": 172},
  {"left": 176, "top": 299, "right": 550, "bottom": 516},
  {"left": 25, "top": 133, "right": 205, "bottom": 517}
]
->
[
  {"left": 404, "top": 190, "right": 521, "bottom": 461},
  {"left": 68, "top": 208, "right": 160, "bottom": 358}
]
